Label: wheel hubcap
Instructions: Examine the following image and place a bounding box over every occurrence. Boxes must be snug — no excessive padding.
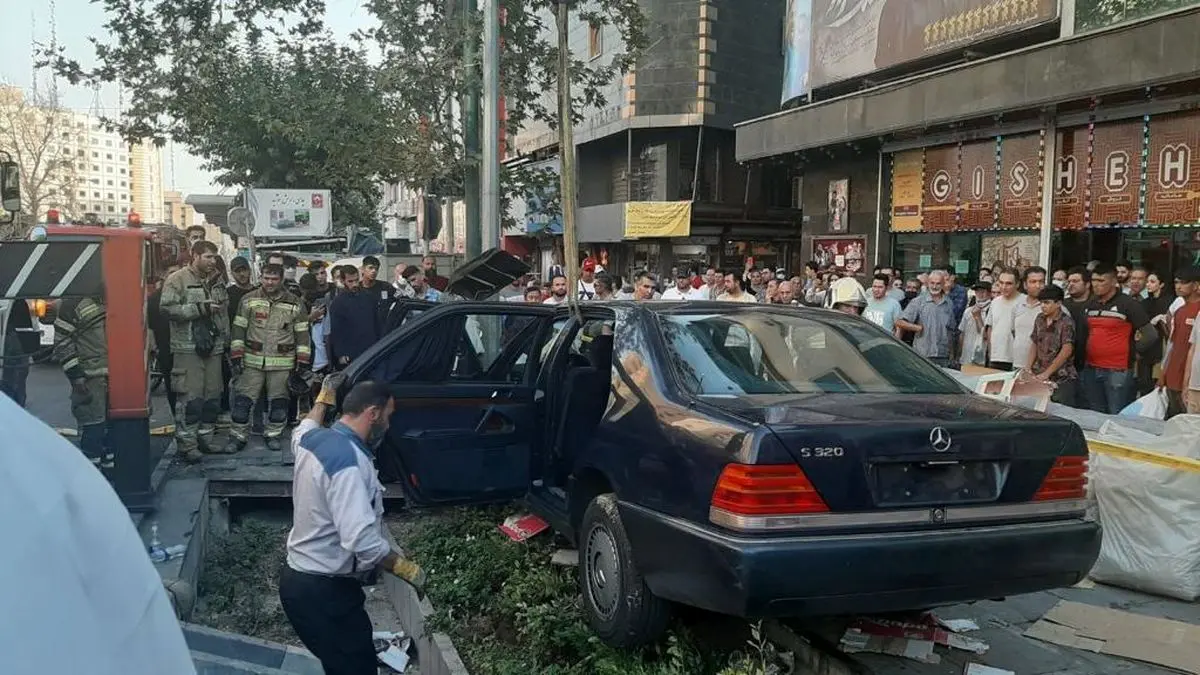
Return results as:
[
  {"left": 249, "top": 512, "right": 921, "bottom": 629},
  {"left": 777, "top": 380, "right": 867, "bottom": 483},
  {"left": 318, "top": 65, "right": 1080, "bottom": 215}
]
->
[{"left": 585, "top": 524, "right": 620, "bottom": 620}]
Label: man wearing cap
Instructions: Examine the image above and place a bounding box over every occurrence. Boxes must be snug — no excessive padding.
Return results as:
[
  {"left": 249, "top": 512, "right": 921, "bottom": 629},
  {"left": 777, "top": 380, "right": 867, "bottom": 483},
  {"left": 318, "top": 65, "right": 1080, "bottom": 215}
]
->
[
  {"left": 578, "top": 259, "right": 598, "bottom": 300},
  {"left": 1026, "top": 285, "right": 1078, "bottom": 406},
  {"left": 661, "top": 270, "right": 701, "bottom": 300}
]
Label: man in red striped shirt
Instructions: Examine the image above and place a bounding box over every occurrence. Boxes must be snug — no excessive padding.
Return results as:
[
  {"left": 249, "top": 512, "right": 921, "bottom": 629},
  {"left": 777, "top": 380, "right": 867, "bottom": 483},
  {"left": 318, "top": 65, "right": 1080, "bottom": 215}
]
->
[{"left": 1081, "top": 263, "right": 1157, "bottom": 414}]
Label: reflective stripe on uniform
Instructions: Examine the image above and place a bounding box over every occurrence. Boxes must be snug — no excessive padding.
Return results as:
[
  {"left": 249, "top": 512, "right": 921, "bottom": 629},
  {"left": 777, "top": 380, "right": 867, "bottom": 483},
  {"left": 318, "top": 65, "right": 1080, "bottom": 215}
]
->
[
  {"left": 233, "top": 315, "right": 249, "bottom": 327},
  {"left": 244, "top": 354, "right": 296, "bottom": 369},
  {"left": 61, "top": 357, "right": 81, "bottom": 371},
  {"left": 294, "top": 322, "right": 309, "bottom": 332},
  {"left": 55, "top": 318, "right": 77, "bottom": 334}
]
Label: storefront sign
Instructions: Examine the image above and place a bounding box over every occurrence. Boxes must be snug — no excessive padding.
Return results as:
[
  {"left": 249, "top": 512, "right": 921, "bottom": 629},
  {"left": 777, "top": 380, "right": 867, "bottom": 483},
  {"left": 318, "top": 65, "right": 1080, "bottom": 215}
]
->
[
  {"left": 812, "top": 236, "right": 867, "bottom": 275},
  {"left": 959, "top": 140, "right": 997, "bottom": 231},
  {"left": 1091, "top": 120, "right": 1143, "bottom": 226},
  {"left": 981, "top": 234, "right": 1040, "bottom": 275},
  {"left": 245, "top": 189, "right": 333, "bottom": 239},
  {"left": 890, "top": 150, "right": 924, "bottom": 232},
  {"left": 1147, "top": 112, "right": 1200, "bottom": 226},
  {"left": 1052, "top": 127, "right": 1088, "bottom": 231},
  {"left": 999, "top": 133, "right": 1042, "bottom": 229},
  {"left": 623, "top": 201, "right": 693, "bottom": 238},
  {"left": 828, "top": 178, "right": 849, "bottom": 232},
  {"left": 923, "top": 144, "right": 959, "bottom": 231},
  {"left": 809, "top": 0, "right": 1058, "bottom": 89}
]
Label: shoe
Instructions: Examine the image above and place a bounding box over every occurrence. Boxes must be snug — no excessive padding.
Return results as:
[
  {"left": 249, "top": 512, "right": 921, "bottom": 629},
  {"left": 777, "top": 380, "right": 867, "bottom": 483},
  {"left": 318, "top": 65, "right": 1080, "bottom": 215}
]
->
[
  {"left": 179, "top": 448, "right": 204, "bottom": 464},
  {"left": 265, "top": 437, "right": 282, "bottom": 452},
  {"left": 223, "top": 438, "right": 245, "bottom": 454},
  {"left": 216, "top": 413, "right": 232, "bottom": 429}
]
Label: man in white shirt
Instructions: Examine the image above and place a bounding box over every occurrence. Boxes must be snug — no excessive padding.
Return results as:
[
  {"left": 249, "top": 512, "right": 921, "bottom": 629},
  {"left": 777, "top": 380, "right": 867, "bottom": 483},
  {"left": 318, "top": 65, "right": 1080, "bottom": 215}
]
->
[
  {"left": 661, "top": 270, "right": 701, "bottom": 300},
  {"left": 1010, "top": 266, "right": 1046, "bottom": 369},
  {"left": 280, "top": 376, "right": 425, "bottom": 675},
  {"left": 543, "top": 274, "right": 570, "bottom": 305},
  {"left": 960, "top": 281, "right": 993, "bottom": 366},
  {"left": 985, "top": 270, "right": 1023, "bottom": 371},
  {"left": 577, "top": 259, "right": 598, "bottom": 300}
]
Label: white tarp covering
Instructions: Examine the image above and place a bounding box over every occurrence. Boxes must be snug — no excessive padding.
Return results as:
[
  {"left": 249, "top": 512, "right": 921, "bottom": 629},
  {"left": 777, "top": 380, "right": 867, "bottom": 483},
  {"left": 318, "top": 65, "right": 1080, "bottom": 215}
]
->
[
  {"left": 1088, "top": 415, "right": 1200, "bottom": 601},
  {"left": 0, "top": 394, "right": 195, "bottom": 675}
]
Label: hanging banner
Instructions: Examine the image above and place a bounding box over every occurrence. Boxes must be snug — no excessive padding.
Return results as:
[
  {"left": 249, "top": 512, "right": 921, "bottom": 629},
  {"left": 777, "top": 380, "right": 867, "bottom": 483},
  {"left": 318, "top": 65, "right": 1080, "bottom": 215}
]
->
[
  {"left": 981, "top": 233, "right": 1041, "bottom": 276},
  {"left": 1091, "top": 120, "right": 1144, "bottom": 226},
  {"left": 999, "top": 133, "right": 1042, "bottom": 229},
  {"left": 958, "top": 140, "right": 997, "bottom": 231},
  {"left": 782, "top": 0, "right": 813, "bottom": 103},
  {"left": 245, "top": 189, "right": 334, "bottom": 239},
  {"left": 1146, "top": 112, "right": 1200, "bottom": 226},
  {"left": 1052, "top": 127, "right": 1088, "bottom": 231},
  {"left": 923, "top": 144, "right": 959, "bottom": 231},
  {"left": 890, "top": 150, "right": 924, "bottom": 232},
  {"left": 828, "top": 178, "right": 849, "bottom": 232},
  {"left": 623, "top": 201, "right": 693, "bottom": 238}
]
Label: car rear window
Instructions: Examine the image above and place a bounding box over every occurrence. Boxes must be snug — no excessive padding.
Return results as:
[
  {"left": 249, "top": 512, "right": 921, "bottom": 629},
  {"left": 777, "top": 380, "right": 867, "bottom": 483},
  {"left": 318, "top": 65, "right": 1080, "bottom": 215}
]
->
[{"left": 658, "top": 311, "right": 963, "bottom": 396}]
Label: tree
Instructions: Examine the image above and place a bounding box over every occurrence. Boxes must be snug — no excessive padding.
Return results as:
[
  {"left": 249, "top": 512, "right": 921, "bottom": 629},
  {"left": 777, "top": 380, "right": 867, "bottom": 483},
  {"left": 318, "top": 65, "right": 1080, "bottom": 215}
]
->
[
  {"left": 1074, "top": 0, "right": 1186, "bottom": 32},
  {"left": 0, "top": 84, "right": 83, "bottom": 239},
  {"left": 42, "top": 1, "right": 404, "bottom": 233}
]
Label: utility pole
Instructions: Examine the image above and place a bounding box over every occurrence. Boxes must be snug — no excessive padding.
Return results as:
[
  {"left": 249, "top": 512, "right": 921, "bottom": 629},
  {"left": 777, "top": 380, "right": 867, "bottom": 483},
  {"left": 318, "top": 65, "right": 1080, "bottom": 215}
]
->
[
  {"left": 462, "top": 0, "right": 482, "bottom": 259},
  {"left": 555, "top": 0, "right": 580, "bottom": 312},
  {"left": 481, "top": 0, "right": 501, "bottom": 253}
]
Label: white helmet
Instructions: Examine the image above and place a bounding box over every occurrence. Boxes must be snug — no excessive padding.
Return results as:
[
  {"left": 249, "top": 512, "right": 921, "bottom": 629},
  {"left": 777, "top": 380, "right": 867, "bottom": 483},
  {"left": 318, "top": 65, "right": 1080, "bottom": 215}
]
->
[{"left": 824, "top": 277, "right": 868, "bottom": 309}]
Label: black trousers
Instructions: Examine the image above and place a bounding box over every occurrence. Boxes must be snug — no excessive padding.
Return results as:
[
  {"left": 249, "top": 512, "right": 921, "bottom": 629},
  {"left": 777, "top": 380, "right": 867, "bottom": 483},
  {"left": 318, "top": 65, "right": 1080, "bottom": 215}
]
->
[{"left": 279, "top": 566, "right": 377, "bottom": 675}]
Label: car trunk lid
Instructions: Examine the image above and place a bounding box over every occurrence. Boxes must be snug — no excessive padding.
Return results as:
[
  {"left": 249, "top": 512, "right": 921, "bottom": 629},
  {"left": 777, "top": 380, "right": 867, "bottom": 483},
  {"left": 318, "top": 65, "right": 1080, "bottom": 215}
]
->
[{"left": 716, "top": 393, "right": 1079, "bottom": 513}]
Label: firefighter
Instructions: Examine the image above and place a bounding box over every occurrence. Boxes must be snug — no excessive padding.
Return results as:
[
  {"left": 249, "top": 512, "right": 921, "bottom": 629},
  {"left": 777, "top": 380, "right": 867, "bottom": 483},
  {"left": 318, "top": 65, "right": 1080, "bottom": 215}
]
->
[
  {"left": 53, "top": 294, "right": 112, "bottom": 472},
  {"left": 160, "top": 240, "right": 230, "bottom": 462},
  {"left": 226, "top": 263, "right": 312, "bottom": 452}
]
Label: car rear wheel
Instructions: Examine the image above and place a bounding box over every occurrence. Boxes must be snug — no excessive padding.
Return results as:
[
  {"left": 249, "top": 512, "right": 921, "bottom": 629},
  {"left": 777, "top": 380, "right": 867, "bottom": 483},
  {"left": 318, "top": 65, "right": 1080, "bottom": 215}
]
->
[{"left": 578, "top": 493, "right": 670, "bottom": 647}]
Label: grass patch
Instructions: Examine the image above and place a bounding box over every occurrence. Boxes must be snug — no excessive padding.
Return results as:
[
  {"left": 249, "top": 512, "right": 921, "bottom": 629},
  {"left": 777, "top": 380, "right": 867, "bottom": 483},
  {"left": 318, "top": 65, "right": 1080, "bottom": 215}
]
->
[
  {"left": 395, "top": 505, "right": 789, "bottom": 675},
  {"left": 194, "top": 518, "right": 298, "bottom": 646}
]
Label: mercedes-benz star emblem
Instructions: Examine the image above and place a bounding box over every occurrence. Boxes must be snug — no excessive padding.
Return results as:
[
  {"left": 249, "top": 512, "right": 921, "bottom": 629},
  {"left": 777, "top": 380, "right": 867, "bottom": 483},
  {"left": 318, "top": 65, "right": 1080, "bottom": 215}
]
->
[{"left": 929, "top": 426, "right": 952, "bottom": 452}]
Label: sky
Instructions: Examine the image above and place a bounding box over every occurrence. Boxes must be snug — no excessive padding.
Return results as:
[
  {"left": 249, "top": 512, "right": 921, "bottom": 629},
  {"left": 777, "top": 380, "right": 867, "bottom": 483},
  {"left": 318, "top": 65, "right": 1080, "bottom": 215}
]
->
[{"left": 0, "top": 0, "right": 373, "bottom": 198}]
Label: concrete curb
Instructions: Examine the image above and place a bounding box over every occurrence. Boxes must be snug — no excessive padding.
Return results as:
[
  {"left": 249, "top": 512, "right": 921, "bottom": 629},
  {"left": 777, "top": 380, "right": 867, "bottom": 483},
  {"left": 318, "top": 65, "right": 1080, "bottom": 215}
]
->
[
  {"left": 383, "top": 527, "right": 470, "bottom": 675},
  {"left": 183, "top": 622, "right": 323, "bottom": 675}
]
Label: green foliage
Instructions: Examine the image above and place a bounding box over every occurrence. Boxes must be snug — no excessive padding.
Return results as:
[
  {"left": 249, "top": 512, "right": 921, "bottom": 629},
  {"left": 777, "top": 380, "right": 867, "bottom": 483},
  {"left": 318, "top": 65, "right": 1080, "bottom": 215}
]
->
[
  {"left": 396, "top": 505, "right": 784, "bottom": 675},
  {"left": 1074, "top": 0, "right": 1195, "bottom": 31},
  {"left": 195, "top": 519, "right": 298, "bottom": 645}
]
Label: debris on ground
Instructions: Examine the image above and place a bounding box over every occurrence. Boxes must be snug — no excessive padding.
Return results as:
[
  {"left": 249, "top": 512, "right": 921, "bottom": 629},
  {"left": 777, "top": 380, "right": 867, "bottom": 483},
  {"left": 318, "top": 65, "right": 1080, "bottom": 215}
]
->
[
  {"left": 1025, "top": 600, "right": 1200, "bottom": 674},
  {"left": 963, "top": 664, "right": 1015, "bottom": 675},
  {"left": 498, "top": 513, "right": 549, "bottom": 542},
  {"left": 373, "top": 631, "right": 412, "bottom": 672},
  {"left": 839, "top": 613, "right": 989, "bottom": 664},
  {"left": 550, "top": 548, "right": 578, "bottom": 566}
]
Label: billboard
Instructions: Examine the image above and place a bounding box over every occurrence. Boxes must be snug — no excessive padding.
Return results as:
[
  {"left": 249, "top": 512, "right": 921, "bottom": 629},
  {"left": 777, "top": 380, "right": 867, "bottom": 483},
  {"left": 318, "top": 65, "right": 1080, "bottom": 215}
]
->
[
  {"left": 808, "top": 0, "right": 1059, "bottom": 89},
  {"left": 245, "top": 189, "right": 333, "bottom": 239},
  {"left": 782, "top": 0, "right": 813, "bottom": 103},
  {"left": 1091, "top": 121, "right": 1143, "bottom": 226},
  {"left": 890, "top": 150, "right": 924, "bottom": 232},
  {"left": 1147, "top": 112, "right": 1200, "bottom": 226},
  {"left": 998, "top": 133, "right": 1042, "bottom": 229}
]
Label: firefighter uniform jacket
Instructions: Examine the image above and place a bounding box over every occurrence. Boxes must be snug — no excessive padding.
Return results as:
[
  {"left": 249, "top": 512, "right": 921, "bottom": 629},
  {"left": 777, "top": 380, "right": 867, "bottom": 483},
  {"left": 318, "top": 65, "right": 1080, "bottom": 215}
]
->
[
  {"left": 230, "top": 289, "right": 312, "bottom": 371},
  {"left": 53, "top": 298, "right": 108, "bottom": 380},
  {"left": 159, "top": 266, "right": 231, "bottom": 354}
]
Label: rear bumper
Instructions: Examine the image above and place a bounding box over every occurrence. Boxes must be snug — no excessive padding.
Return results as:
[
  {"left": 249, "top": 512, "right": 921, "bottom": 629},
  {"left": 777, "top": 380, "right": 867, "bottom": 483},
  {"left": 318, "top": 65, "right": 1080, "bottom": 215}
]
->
[{"left": 618, "top": 502, "right": 1101, "bottom": 618}]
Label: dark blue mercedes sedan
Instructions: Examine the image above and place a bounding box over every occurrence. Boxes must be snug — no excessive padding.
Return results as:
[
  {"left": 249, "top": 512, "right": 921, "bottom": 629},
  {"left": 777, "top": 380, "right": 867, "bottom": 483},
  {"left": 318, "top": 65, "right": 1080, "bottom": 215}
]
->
[{"left": 345, "top": 294, "right": 1100, "bottom": 649}]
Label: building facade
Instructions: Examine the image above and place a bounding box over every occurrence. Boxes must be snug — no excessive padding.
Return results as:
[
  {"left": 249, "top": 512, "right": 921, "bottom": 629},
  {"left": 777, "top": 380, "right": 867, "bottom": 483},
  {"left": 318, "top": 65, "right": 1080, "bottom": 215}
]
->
[
  {"left": 507, "top": 0, "right": 799, "bottom": 281},
  {"left": 129, "top": 142, "right": 165, "bottom": 223},
  {"left": 736, "top": 1, "right": 1200, "bottom": 283},
  {"left": 163, "top": 189, "right": 199, "bottom": 229}
]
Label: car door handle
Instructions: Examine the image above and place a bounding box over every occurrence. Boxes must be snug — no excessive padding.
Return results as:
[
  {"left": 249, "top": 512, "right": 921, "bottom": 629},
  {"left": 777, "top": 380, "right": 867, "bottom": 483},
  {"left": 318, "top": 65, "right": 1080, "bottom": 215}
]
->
[
  {"left": 474, "top": 406, "right": 515, "bottom": 434},
  {"left": 491, "top": 389, "right": 513, "bottom": 400}
]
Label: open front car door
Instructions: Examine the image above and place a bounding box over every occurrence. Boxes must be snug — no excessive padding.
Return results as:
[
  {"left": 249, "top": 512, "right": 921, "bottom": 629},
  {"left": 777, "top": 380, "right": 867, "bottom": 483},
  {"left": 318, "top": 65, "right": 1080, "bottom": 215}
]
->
[{"left": 345, "top": 302, "right": 558, "bottom": 505}]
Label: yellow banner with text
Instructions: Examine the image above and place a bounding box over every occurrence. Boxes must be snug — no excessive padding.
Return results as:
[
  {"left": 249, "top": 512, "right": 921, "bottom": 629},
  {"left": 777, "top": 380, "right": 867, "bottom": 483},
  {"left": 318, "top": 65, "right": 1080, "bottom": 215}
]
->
[{"left": 623, "top": 201, "right": 693, "bottom": 238}]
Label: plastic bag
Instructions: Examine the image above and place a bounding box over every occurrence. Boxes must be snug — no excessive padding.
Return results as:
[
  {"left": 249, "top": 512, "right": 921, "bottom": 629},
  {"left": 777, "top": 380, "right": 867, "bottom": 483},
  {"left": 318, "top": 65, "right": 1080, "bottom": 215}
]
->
[
  {"left": 1088, "top": 416, "right": 1200, "bottom": 600},
  {"left": 1118, "top": 387, "right": 1168, "bottom": 420}
]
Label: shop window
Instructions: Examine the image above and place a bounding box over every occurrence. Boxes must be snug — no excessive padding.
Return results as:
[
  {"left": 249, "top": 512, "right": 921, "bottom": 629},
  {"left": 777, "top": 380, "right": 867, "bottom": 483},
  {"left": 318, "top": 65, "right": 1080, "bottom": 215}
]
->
[
  {"left": 588, "top": 23, "right": 602, "bottom": 60},
  {"left": 891, "top": 233, "right": 981, "bottom": 281}
]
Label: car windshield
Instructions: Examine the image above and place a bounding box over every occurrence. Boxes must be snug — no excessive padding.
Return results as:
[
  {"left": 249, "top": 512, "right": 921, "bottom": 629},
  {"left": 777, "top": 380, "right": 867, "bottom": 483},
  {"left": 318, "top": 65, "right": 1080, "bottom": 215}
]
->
[{"left": 658, "top": 311, "right": 963, "bottom": 396}]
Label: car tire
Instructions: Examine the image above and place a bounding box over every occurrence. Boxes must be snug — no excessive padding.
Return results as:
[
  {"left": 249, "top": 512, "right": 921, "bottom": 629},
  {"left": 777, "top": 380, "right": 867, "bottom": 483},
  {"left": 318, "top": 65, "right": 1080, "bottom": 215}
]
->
[{"left": 578, "top": 493, "right": 670, "bottom": 648}]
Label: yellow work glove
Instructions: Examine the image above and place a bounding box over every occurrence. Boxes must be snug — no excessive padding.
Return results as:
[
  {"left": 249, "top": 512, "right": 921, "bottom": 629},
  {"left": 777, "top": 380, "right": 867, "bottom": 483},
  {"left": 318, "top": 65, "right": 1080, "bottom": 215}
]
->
[
  {"left": 390, "top": 555, "right": 428, "bottom": 596},
  {"left": 316, "top": 372, "right": 345, "bottom": 406}
]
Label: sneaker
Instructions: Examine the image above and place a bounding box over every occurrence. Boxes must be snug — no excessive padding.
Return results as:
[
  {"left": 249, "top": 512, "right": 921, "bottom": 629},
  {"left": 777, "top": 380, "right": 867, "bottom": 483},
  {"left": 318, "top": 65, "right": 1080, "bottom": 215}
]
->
[{"left": 265, "top": 437, "right": 282, "bottom": 452}]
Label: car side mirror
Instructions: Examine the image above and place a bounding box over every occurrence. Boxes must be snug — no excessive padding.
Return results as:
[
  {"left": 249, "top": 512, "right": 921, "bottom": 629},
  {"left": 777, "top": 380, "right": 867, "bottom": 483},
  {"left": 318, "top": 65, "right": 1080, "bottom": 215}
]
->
[{"left": 0, "top": 160, "right": 20, "bottom": 224}]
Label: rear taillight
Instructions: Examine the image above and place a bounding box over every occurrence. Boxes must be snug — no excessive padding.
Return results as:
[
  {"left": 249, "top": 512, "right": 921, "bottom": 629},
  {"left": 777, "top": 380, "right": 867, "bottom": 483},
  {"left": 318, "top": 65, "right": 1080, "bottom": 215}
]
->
[
  {"left": 711, "top": 464, "right": 829, "bottom": 516},
  {"left": 1034, "top": 456, "right": 1088, "bottom": 501}
]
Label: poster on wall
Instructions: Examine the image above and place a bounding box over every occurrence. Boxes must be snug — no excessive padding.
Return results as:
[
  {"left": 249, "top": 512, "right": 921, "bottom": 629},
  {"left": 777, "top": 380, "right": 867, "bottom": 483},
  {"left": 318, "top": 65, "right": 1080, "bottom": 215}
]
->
[
  {"left": 808, "top": 0, "right": 1058, "bottom": 89},
  {"left": 828, "top": 178, "right": 849, "bottom": 232},
  {"left": 1147, "top": 111, "right": 1200, "bottom": 226},
  {"left": 781, "top": 0, "right": 812, "bottom": 103},
  {"left": 1091, "top": 120, "right": 1144, "bottom": 226},
  {"left": 1051, "top": 126, "right": 1088, "bottom": 231},
  {"left": 812, "top": 236, "right": 867, "bottom": 275},
  {"left": 891, "top": 150, "right": 923, "bottom": 231},
  {"left": 958, "top": 140, "right": 997, "bottom": 230},
  {"left": 923, "top": 144, "right": 959, "bottom": 231},
  {"left": 245, "top": 189, "right": 333, "bottom": 239},
  {"left": 999, "top": 133, "right": 1042, "bottom": 229},
  {"left": 981, "top": 234, "right": 1040, "bottom": 275}
]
